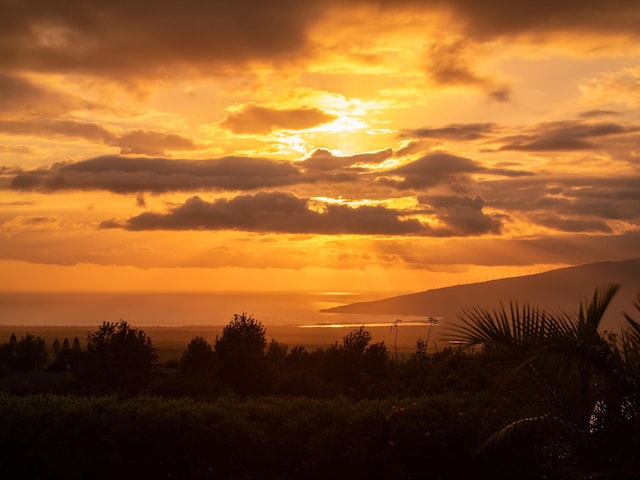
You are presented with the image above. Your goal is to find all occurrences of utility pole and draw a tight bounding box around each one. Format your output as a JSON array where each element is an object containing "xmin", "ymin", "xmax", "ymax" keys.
[{"xmin": 425, "ymin": 316, "xmax": 438, "ymax": 353}]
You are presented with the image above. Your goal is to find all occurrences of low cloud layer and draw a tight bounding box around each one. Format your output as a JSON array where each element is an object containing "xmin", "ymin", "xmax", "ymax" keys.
[
  {"xmin": 378, "ymin": 152, "xmax": 530, "ymax": 190},
  {"xmin": 402, "ymin": 123, "xmax": 496, "ymax": 141},
  {"xmin": 98, "ymin": 190, "xmax": 505, "ymax": 237},
  {"xmin": 301, "ymin": 148, "xmax": 393, "ymax": 171},
  {"xmin": 497, "ymin": 121, "xmax": 635, "ymax": 152},
  {"xmin": 104, "ymin": 192, "xmax": 429, "ymax": 235},
  {"xmin": 10, "ymin": 155, "xmax": 302, "ymax": 193}
]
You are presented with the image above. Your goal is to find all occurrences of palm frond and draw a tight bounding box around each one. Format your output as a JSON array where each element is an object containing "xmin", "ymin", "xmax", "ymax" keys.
[
  {"xmin": 450, "ymin": 301, "xmax": 557, "ymax": 350},
  {"xmin": 479, "ymin": 413, "xmax": 580, "ymax": 454},
  {"xmin": 577, "ymin": 284, "xmax": 620, "ymax": 343},
  {"xmin": 623, "ymin": 292, "xmax": 640, "ymax": 337}
]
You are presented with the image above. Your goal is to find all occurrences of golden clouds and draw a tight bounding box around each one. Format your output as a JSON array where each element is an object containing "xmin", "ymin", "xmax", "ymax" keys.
[{"xmin": 220, "ymin": 105, "xmax": 336, "ymax": 134}]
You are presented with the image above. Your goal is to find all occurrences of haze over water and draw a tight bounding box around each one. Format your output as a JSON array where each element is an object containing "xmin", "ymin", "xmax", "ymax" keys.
[{"xmin": 0, "ymin": 291, "xmax": 425, "ymax": 327}]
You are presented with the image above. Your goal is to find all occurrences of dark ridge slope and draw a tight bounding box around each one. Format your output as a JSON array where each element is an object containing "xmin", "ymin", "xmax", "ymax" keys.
[{"xmin": 322, "ymin": 258, "xmax": 640, "ymax": 332}]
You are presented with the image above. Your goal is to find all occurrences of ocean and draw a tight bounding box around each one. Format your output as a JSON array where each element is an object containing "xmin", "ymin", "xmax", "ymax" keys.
[{"xmin": 0, "ymin": 291, "xmax": 427, "ymax": 327}]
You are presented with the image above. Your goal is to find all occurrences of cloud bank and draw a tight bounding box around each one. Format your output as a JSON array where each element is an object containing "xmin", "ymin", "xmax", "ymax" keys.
[{"xmin": 10, "ymin": 156, "xmax": 303, "ymax": 193}]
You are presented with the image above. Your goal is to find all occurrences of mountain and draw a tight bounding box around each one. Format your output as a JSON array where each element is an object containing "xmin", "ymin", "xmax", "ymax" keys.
[{"xmin": 322, "ymin": 258, "xmax": 640, "ymax": 333}]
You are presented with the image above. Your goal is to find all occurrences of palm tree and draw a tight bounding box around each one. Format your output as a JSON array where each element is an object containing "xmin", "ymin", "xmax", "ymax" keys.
[{"xmin": 449, "ymin": 284, "xmax": 640, "ymax": 478}]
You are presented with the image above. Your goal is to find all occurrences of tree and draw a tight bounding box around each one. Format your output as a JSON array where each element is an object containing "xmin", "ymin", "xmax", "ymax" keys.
[
  {"xmin": 17, "ymin": 334, "xmax": 49, "ymax": 371},
  {"xmin": 80, "ymin": 320, "xmax": 159, "ymax": 392},
  {"xmin": 52, "ymin": 339, "xmax": 61, "ymax": 356},
  {"xmin": 181, "ymin": 336, "xmax": 215, "ymax": 374},
  {"xmin": 318, "ymin": 326, "xmax": 389, "ymax": 394},
  {"xmin": 215, "ymin": 313, "xmax": 268, "ymax": 394},
  {"xmin": 450, "ymin": 285, "xmax": 640, "ymax": 477},
  {"xmin": 48, "ymin": 336, "xmax": 83, "ymax": 372},
  {"xmin": 0, "ymin": 333, "xmax": 49, "ymax": 372},
  {"xmin": 266, "ymin": 339, "xmax": 288, "ymax": 371}
]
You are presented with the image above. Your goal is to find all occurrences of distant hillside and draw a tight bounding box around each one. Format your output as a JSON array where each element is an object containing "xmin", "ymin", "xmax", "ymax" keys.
[{"xmin": 322, "ymin": 258, "xmax": 640, "ymax": 333}]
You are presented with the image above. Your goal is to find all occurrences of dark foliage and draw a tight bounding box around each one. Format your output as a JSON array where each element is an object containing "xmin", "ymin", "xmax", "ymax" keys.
[
  {"xmin": 76, "ymin": 320, "xmax": 159, "ymax": 392},
  {"xmin": 181, "ymin": 336, "xmax": 215, "ymax": 375},
  {"xmin": 215, "ymin": 313, "xmax": 269, "ymax": 395},
  {"xmin": 0, "ymin": 392, "xmax": 515, "ymax": 480},
  {"xmin": 451, "ymin": 285, "xmax": 640, "ymax": 479},
  {"xmin": 0, "ymin": 333, "xmax": 48, "ymax": 372}
]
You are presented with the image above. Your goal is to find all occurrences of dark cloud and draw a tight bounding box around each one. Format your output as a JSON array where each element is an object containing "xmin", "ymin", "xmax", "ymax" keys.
[
  {"xmin": 0, "ymin": 0, "xmax": 324, "ymax": 79},
  {"xmin": 378, "ymin": 152, "xmax": 528, "ymax": 190},
  {"xmin": 0, "ymin": 119, "xmax": 115, "ymax": 143},
  {"xmin": 377, "ymin": 230, "xmax": 640, "ymax": 269},
  {"xmin": 487, "ymin": 87, "xmax": 511, "ymax": 102},
  {"xmin": 393, "ymin": 153, "xmax": 481, "ymax": 176},
  {"xmin": 579, "ymin": 110, "xmax": 620, "ymax": 118},
  {"xmin": 497, "ymin": 120, "xmax": 635, "ymax": 152},
  {"xmin": 9, "ymin": 155, "xmax": 303, "ymax": 193},
  {"xmin": 417, "ymin": 194, "xmax": 503, "ymax": 235},
  {"xmin": 301, "ymin": 148, "xmax": 392, "ymax": 171},
  {"xmin": 0, "ymin": 118, "xmax": 197, "ymax": 155},
  {"xmin": 135, "ymin": 193, "xmax": 146, "ymax": 208},
  {"xmin": 392, "ymin": 140, "xmax": 436, "ymax": 158},
  {"xmin": 0, "ymin": 75, "xmax": 91, "ymax": 117},
  {"xmin": 0, "ymin": 200, "xmax": 36, "ymax": 206},
  {"xmin": 2, "ymin": 1, "xmax": 639, "ymax": 86},
  {"xmin": 380, "ymin": 153, "xmax": 469, "ymax": 190},
  {"xmin": 220, "ymin": 105, "xmax": 336, "ymax": 134},
  {"xmin": 0, "ymin": 76, "xmax": 198, "ymax": 155},
  {"xmin": 401, "ymin": 123, "xmax": 495, "ymax": 141},
  {"xmin": 429, "ymin": 0, "xmax": 640, "ymax": 40},
  {"xmin": 114, "ymin": 130, "xmax": 195, "ymax": 155},
  {"xmin": 418, "ymin": 194, "xmax": 485, "ymax": 210},
  {"xmin": 480, "ymin": 175, "xmax": 640, "ymax": 232},
  {"xmin": 425, "ymin": 40, "xmax": 512, "ymax": 100},
  {"xmin": 529, "ymin": 214, "xmax": 612, "ymax": 233},
  {"xmin": 426, "ymin": 41, "xmax": 483, "ymax": 86},
  {"xmin": 108, "ymin": 192, "xmax": 430, "ymax": 235}
]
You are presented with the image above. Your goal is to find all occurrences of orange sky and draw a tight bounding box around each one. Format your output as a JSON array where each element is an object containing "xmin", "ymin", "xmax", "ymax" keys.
[{"xmin": 1, "ymin": 0, "xmax": 639, "ymax": 292}]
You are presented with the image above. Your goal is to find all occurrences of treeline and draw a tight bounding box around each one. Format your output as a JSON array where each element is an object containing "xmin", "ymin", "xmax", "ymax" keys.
[{"xmin": 0, "ymin": 313, "xmax": 484, "ymax": 399}]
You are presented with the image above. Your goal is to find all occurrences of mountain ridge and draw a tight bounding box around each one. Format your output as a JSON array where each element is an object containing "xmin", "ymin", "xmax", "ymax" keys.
[{"xmin": 322, "ymin": 258, "xmax": 640, "ymax": 333}]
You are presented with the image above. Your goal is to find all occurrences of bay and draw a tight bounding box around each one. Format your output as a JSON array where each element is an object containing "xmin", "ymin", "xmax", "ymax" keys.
[{"xmin": 0, "ymin": 291, "xmax": 428, "ymax": 327}]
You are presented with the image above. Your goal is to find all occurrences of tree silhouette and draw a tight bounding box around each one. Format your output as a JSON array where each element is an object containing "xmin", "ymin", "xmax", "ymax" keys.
[
  {"xmin": 318, "ymin": 326, "xmax": 389, "ymax": 393},
  {"xmin": 52, "ymin": 339, "xmax": 61, "ymax": 356},
  {"xmin": 450, "ymin": 285, "xmax": 640, "ymax": 477},
  {"xmin": 80, "ymin": 320, "xmax": 159, "ymax": 392},
  {"xmin": 215, "ymin": 313, "xmax": 268, "ymax": 395},
  {"xmin": 0, "ymin": 333, "xmax": 48, "ymax": 372},
  {"xmin": 181, "ymin": 336, "xmax": 215, "ymax": 375}
]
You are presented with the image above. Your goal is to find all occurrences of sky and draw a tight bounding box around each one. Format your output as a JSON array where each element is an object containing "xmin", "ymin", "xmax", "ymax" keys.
[{"xmin": 1, "ymin": 0, "xmax": 640, "ymax": 293}]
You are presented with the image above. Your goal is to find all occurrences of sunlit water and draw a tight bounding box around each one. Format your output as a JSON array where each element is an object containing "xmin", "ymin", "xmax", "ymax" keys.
[{"xmin": 0, "ymin": 291, "xmax": 433, "ymax": 327}]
